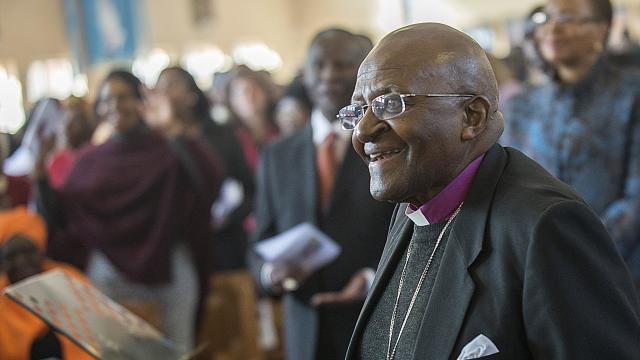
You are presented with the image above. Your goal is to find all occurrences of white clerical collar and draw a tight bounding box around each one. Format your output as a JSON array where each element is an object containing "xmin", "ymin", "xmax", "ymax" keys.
[
  {"xmin": 311, "ymin": 108, "xmax": 347, "ymax": 145},
  {"xmin": 405, "ymin": 205, "xmax": 430, "ymax": 226}
]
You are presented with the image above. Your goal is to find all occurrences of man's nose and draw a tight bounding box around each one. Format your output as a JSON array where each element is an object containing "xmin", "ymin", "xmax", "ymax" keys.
[{"xmin": 354, "ymin": 110, "xmax": 388, "ymax": 144}]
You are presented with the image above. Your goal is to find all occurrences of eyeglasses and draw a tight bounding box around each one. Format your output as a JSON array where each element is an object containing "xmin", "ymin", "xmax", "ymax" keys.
[
  {"xmin": 338, "ymin": 92, "xmax": 475, "ymax": 130},
  {"xmin": 531, "ymin": 11, "xmax": 603, "ymax": 27}
]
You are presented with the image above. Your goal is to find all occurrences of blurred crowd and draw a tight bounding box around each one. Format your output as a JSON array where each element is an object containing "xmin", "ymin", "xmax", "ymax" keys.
[{"xmin": 0, "ymin": 0, "xmax": 639, "ymax": 358}]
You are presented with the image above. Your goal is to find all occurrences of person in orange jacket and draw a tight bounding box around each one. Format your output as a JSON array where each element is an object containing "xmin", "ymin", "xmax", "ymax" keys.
[{"xmin": 0, "ymin": 206, "xmax": 95, "ymax": 360}]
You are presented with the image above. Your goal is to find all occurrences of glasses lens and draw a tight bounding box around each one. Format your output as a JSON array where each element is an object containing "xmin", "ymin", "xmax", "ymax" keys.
[
  {"xmin": 372, "ymin": 93, "xmax": 405, "ymax": 120},
  {"xmin": 339, "ymin": 105, "xmax": 364, "ymax": 130}
]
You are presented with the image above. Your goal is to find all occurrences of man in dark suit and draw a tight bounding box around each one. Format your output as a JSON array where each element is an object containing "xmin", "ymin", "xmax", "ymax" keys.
[
  {"xmin": 341, "ymin": 23, "xmax": 640, "ymax": 359},
  {"xmin": 250, "ymin": 29, "xmax": 395, "ymax": 360}
]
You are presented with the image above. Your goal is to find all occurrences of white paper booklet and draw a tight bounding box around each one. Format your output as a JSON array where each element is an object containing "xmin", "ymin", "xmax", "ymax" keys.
[{"xmin": 254, "ymin": 222, "xmax": 341, "ymax": 274}]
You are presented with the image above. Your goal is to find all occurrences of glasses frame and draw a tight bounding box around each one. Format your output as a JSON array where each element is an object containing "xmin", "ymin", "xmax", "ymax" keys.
[
  {"xmin": 338, "ymin": 92, "xmax": 476, "ymax": 130},
  {"xmin": 532, "ymin": 11, "xmax": 604, "ymax": 27}
]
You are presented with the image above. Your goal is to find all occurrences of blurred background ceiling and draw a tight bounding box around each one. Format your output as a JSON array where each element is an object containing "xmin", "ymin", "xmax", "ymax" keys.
[{"xmin": 0, "ymin": 0, "xmax": 639, "ymax": 131}]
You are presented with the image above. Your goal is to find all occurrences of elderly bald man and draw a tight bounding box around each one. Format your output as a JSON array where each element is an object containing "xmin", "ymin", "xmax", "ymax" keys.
[{"xmin": 341, "ymin": 23, "xmax": 640, "ymax": 360}]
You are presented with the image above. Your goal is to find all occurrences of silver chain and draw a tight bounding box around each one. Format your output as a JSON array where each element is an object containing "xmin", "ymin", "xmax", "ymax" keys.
[{"xmin": 386, "ymin": 203, "xmax": 463, "ymax": 360}]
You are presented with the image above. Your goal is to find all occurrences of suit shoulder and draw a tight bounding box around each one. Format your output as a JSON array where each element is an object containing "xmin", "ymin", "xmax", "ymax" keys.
[
  {"xmin": 488, "ymin": 147, "xmax": 594, "ymax": 238},
  {"xmin": 497, "ymin": 147, "xmax": 585, "ymax": 211},
  {"xmin": 480, "ymin": 148, "xmax": 605, "ymax": 277},
  {"xmin": 263, "ymin": 128, "xmax": 310, "ymax": 157}
]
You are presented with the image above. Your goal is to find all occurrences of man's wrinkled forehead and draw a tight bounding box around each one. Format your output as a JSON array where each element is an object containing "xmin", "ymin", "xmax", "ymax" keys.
[
  {"xmin": 360, "ymin": 48, "xmax": 457, "ymax": 73},
  {"xmin": 353, "ymin": 67, "xmax": 409, "ymax": 101},
  {"xmin": 354, "ymin": 51, "xmax": 457, "ymax": 100}
]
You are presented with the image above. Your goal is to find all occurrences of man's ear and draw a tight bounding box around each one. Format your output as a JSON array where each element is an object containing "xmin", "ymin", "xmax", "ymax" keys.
[{"xmin": 461, "ymin": 96, "xmax": 491, "ymax": 141}]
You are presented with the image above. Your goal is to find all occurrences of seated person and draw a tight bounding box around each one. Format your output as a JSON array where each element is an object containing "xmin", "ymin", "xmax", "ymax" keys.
[{"xmin": 0, "ymin": 206, "xmax": 94, "ymax": 360}]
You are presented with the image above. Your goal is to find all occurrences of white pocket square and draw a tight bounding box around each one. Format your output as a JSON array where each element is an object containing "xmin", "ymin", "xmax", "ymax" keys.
[{"xmin": 457, "ymin": 334, "xmax": 499, "ymax": 359}]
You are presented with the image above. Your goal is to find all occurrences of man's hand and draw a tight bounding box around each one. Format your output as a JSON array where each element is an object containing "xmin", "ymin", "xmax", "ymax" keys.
[
  {"xmin": 266, "ymin": 262, "xmax": 308, "ymax": 293},
  {"xmin": 311, "ymin": 268, "xmax": 372, "ymax": 307}
]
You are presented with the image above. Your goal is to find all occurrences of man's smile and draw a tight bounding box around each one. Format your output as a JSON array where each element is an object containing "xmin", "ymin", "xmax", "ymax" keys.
[
  {"xmin": 364, "ymin": 146, "xmax": 406, "ymax": 169},
  {"xmin": 368, "ymin": 148, "xmax": 404, "ymax": 162}
]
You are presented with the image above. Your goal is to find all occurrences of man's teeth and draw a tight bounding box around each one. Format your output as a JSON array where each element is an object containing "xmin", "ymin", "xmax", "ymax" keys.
[{"xmin": 369, "ymin": 150, "xmax": 401, "ymax": 161}]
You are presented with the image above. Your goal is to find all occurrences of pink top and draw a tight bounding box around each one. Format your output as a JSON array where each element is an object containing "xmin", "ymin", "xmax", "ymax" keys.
[{"xmin": 47, "ymin": 149, "xmax": 77, "ymax": 189}]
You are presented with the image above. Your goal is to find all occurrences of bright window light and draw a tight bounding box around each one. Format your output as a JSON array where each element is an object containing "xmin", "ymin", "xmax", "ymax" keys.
[
  {"xmin": 181, "ymin": 46, "xmax": 228, "ymax": 89},
  {"xmin": 376, "ymin": 0, "xmax": 405, "ymax": 33},
  {"xmin": 72, "ymin": 73, "xmax": 89, "ymax": 97},
  {"xmin": 132, "ymin": 48, "xmax": 171, "ymax": 87},
  {"xmin": 378, "ymin": 0, "xmax": 469, "ymax": 29},
  {"xmin": 232, "ymin": 42, "xmax": 283, "ymax": 72},
  {"xmin": 26, "ymin": 61, "xmax": 47, "ymax": 104},
  {"xmin": 0, "ymin": 66, "xmax": 26, "ymax": 133},
  {"xmin": 26, "ymin": 58, "xmax": 75, "ymax": 103},
  {"xmin": 71, "ymin": 74, "xmax": 89, "ymax": 97},
  {"xmin": 466, "ymin": 27, "xmax": 494, "ymax": 51}
]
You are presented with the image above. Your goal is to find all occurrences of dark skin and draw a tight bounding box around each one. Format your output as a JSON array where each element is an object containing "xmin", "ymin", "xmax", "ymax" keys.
[
  {"xmin": 95, "ymin": 79, "xmax": 144, "ymax": 135},
  {"xmin": 268, "ymin": 32, "xmax": 373, "ymax": 306},
  {"xmin": 1, "ymin": 235, "xmax": 43, "ymax": 284},
  {"xmin": 145, "ymin": 70, "xmax": 195, "ymax": 138},
  {"xmin": 303, "ymin": 32, "xmax": 370, "ymax": 123},
  {"xmin": 154, "ymin": 70, "xmax": 198, "ymax": 127},
  {"xmin": 535, "ymin": 0, "xmax": 609, "ymax": 84},
  {"xmin": 352, "ymin": 23, "xmax": 504, "ymax": 206},
  {"xmin": 228, "ymin": 76, "xmax": 273, "ymax": 143}
]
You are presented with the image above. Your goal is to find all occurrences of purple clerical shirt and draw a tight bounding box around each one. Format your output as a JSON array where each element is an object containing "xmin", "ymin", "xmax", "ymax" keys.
[{"xmin": 405, "ymin": 154, "xmax": 485, "ymax": 226}]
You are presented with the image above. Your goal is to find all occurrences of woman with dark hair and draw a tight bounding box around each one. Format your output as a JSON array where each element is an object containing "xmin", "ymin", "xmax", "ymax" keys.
[
  {"xmin": 36, "ymin": 70, "xmax": 224, "ymax": 348},
  {"xmin": 502, "ymin": 0, "xmax": 640, "ymax": 289},
  {"xmin": 225, "ymin": 65, "xmax": 279, "ymax": 171},
  {"xmin": 154, "ymin": 66, "xmax": 254, "ymax": 271},
  {"xmin": 46, "ymin": 96, "xmax": 97, "ymax": 189},
  {"xmin": 521, "ymin": 5, "xmax": 551, "ymax": 84},
  {"xmin": 275, "ymin": 74, "xmax": 313, "ymax": 136}
]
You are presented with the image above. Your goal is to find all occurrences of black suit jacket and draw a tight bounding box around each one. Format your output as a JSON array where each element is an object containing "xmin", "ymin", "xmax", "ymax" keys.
[
  {"xmin": 200, "ymin": 121, "xmax": 255, "ymax": 271},
  {"xmin": 251, "ymin": 123, "xmax": 394, "ymax": 360},
  {"xmin": 346, "ymin": 144, "xmax": 640, "ymax": 359}
]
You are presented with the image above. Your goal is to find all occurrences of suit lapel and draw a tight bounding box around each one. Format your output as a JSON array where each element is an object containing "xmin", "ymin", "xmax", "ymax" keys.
[
  {"xmin": 410, "ymin": 224, "xmax": 476, "ymax": 360},
  {"xmin": 296, "ymin": 124, "xmax": 318, "ymax": 224},
  {"xmin": 346, "ymin": 203, "xmax": 414, "ymax": 358},
  {"xmin": 412, "ymin": 144, "xmax": 508, "ymax": 359},
  {"xmin": 326, "ymin": 145, "xmax": 359, "ymax": 212}
]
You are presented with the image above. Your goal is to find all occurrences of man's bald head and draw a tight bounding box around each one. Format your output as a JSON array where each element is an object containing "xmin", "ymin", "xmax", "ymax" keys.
[
  {"xmin": 365, "ymin": 24, "xmax": 498, "ymax": 104},
  {"xmin": 351, "ymin": 23, "xmax": 504, "ymax": 204},
  {"xmin": 358, "ymin": 23, "xmax": 503, "ymax": 148}
]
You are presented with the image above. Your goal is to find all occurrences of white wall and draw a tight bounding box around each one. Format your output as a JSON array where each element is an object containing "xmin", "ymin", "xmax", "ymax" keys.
[{"xmin": 1, "ymin": 0, "xmax": 639, "ymax": 104}]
